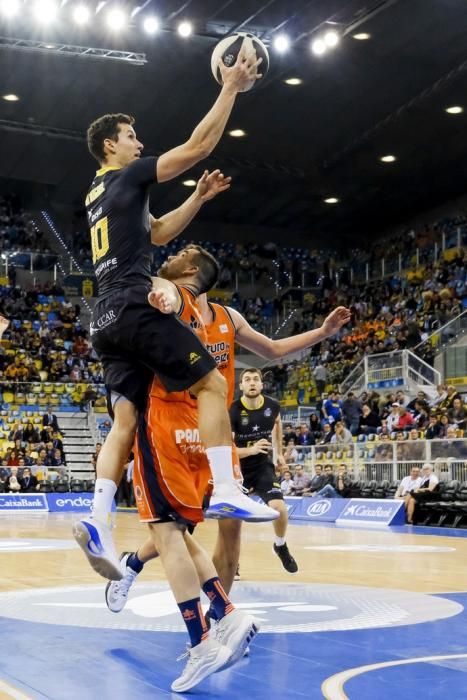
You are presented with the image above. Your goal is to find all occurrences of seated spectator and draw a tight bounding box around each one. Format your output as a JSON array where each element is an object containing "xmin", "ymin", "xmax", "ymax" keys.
[
  {"xmin": 20, "ymin": 467, "xmax": 38, "ymax": 492},
  {"xmin": 413, "ymin": 401, "xmax": 430, "ymax": 430},
  {"xmin": 407, "ymin": 391, "xmax": 428, "ymax": 413},
  {"xmin": 283, "ymin": 424, "xmax": 297, "ymax": 444},
  {"xmin": 448, "ymin": 398, "xmax": 467, "ymax": 432},
  {"xmin": 358, "ymin": 404, "xmax": 382, "ymax": 435},
  {"xmin": 405, "ymin": 463, "xmax": 440, "ymax": 524},
  {"xmin": 6, "ymin": 467, "xmax": 21, "ymax": 492},
  {"xmin": 425, "ymin": 413, "xmax": 443, "ymax": 439},
  {"xmin": 23, "ymin": 422, "xmax": 40, "ymax": 444},
  {"xmin": 395, "ymin": 467, "xmax": 422, "ymax": 498},
  {"xmin": 284, "ymin": 439, "xmax": 300, "ymax": 464},
  {"xmin": 280, "ymin": 470, "xmax": 294, "ymax": 496},
  {"xmin": 302, "ymin": 464, "xmax": 327, "ymax": 496},
  {"xmin": 296, "ymin": 422, "xmax": 314, "ymax": 446},
  {"xmin": 440, "ymin": 385, "xmax": 461, "ymax": 411},
  {"xmin": 395, "ymin": 406, "xmax": 415, "ymax": 431},
  {"xmin": 318, "ymin": 423, "xmax": 334, "ymax": 444},
  {"xmin": 290, "ymin": 464, "xmax": 312, "ymax": 496},
  {"xmin": 386, "ymin": 404, "xmax": 401, "ymax": 433},
  {"xmin": 43, "ymin": 406, "xmax": 60, "ymax": 432},
  {"xmin": 308, "ymin": 413, "xmax": 323, "ymax": 441},
  {"xmin": 49, "ymin": 448, "xmax": 65, "ymax": 467},
  {"xmin": 316, "ymin": 463, "xmax": 351, "ymax": 498},
  {"xmin": 91, "ymin": 442, "xmax": 102, "ymax": 473},
  {"xmin": 51, "ymin": 430, "xmax": 64, "ymax": 453},
  {"xmin": 431, "ymin": 384, "xmax": 448, "ymax": 409},
  {"xmin": 331, "ymin": 421, "xmax": 353, "ymax": 444}
]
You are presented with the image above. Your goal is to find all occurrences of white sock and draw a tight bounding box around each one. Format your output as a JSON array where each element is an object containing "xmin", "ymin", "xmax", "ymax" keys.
[
  {"xmin": 275, "ymin": 536, "xmax": 286, "ymax": 547},
  {"xmin": 205, "ymin": 446, "xmax": 233, "ymax": 486},
  {"xmin": 92, "ymin": 478, "xmax": 117, "ymax": 519}
]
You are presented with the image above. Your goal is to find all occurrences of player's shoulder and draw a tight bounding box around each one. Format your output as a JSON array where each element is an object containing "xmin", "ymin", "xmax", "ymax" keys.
[{"xmin": 264, "ymin": 395, "xmax": 280, "ymax": 410}]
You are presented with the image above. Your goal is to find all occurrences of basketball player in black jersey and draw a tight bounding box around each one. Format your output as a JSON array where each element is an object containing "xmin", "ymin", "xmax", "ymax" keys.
[
  {"xmin": 230, "ymin": 368, "xmax": 298, "ymax": 574},
  {"xmin": 73, "ymin": 49, "xmax": 277, "ymax": 583}
]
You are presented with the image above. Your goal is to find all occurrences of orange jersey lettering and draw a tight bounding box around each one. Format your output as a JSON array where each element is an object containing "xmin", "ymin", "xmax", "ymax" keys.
[{"xmin": 205, "ymin": 303, "xmax": 236, "ymax": 406}]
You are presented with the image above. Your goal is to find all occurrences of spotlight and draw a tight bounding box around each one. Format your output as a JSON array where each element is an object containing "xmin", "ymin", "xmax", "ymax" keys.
[
  {"xmin": 107, "ymin": 8, "xmax": 126, "ymax": 31},
  {"xmin": 177, "ymin": 20, "xmax": 192, "ymax": 37},
  {"xmin": 284, "ymin": 78, "xmax": 302, "ymax": 86},
  {"xmin": 143, "ymin": 16, "xmax": 159, "ymax": 34},
  {"xmin": 353, "ymin": 32, "xmax": 371, "ymax": 40},
  {"xmin": 33, "ymin": 0, "xmax": 58, "ymax": 23},
  {"xmin": 72, "ymin": 4, "xmax": 90, "ymax": 25},
  {"xmin": 380, "ymin": 155, "xmax": 396, "ymax": 163},
  {"xmin": 324, "ymin": 30, "xmax": 340, "ymax": 48},
  {"xmin": 311, "ymin": 38, "xmax": 326, "ymax": 56},
  {"xmin": 228, "ymin": 129, "xmax": 246, "ymax": 137},
  {"xmin": 2, "ymin": 93, "xmax": 20, "ymax": 101},
  {"xmin": 0, "ymin": 0, "xmax": 20, "ymax": 18},
  {"xmin": 273, "ymin": 34, "xmax": 290, "ymax": 53},
  {"xmin": 324, "ymin": 197, "xmax": 339, "ymax": 204},
  {"xmin": 182, "ymin": 179, "xmax": 196, "ymax": 187},
  {"xmin": 445, "ymin": 106, "xmax": 463, "ymax": 114}
]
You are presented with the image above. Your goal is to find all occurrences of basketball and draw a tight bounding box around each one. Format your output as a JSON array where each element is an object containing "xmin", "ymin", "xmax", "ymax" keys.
[{"xmin": 211, "ymin": 32, "xmax": 269, "ymax": 91}]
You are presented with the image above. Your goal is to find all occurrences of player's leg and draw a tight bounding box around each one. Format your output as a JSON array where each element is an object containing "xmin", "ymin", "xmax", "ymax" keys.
[
  {"xmin": 73, "ymin": 395, "xmax": 139, "ymax": 580},
  {"xmin": 212, "ymin": 519, "xmax": 242, "ymax": 595},
  {"xmin": 256, "ymin": 464, "xmax": 299, "ymax": 574},
  {"xmin": 148, "ymin": 521, "xmax": 232, "ymax": 693}
]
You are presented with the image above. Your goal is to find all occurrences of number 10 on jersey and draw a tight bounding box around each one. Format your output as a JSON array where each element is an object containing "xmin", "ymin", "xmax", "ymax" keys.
[{"xmin": 90, "ymin": 216, "xmax": 109, "ymax": 263}]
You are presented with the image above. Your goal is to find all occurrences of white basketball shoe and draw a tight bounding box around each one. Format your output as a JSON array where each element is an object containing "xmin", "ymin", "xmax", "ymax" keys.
[
  {"xmin": 213, "ymin": 608, "xmax": 260, "ymax": 666},
  {"xmin": 72, "ymin": 516, "xmax": 122, "ymax": 581},
  {"xmin": 171, "ymin": 638, "xmax": 232, "ymax": 693},
  {"xmin": 205, "ymin": 481, "xmax": 279, "ymax": 522},
  {"xmin": 105, "ymin": 552, "xmax": 140, "ymax": 613}
]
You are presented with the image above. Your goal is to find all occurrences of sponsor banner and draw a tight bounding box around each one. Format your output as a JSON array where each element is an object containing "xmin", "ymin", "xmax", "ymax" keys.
[
  {"xmin": 0, "ymin": 493, "xmax": 48, "ymax": 512},
  {"xmin": 290, "ymin": 496, "xmax": 347, "ymax": 522},
  {"xmin": 47, "ymin": 493, "xmax": 94, "ymax": 513},
  {"xmin": 336, "ymin": 498, "xmax": 405, "ymax": 527}
]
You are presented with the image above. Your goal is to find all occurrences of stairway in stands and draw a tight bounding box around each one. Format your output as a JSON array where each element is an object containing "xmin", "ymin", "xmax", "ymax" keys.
[{"xmin": 60, "ymin": 412, "xmax": 95, "ymax": 480}]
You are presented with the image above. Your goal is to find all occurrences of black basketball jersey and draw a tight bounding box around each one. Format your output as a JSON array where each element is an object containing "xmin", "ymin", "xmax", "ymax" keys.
[
  {"xmin": 84, "ymin": 156, "xmax": 158, "ymax": 296},
  {"xmin": 229, "ymin": 394, "xmax": 280, "ymax": 469}
]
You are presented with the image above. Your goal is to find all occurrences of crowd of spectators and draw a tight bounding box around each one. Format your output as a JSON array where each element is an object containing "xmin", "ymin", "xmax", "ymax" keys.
[{"xmin": 0, "ymin": 406, "xmax": 67, "ymax": 490}]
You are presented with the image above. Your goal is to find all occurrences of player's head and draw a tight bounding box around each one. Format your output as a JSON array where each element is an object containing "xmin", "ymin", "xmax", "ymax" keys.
[
  {"xmin": 158, "ymin": 245, "xmax": 219, "ymax": 294},
  {"xmin": 239, "ymin": 368, "xmax": 263, "ymax": 398},
  {"xmin": 87, "ymin": 114, "xmax": 143, "ymax": 166}
]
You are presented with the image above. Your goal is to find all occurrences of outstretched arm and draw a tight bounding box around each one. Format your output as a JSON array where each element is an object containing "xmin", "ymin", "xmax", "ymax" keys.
[
  {"xmin": 151, "ymin": 170, "xmax": 231, "ymax": 245},
  {"xmin": 229, "ymin": 306, "xmax": 351, "ymax": 360},
  {"xmin": 148, "ymin": 278, "xmax": 182, "ymax": 315},
  {"xmin": 156, "ymin": 49, "xmax": 262, "ymax": 182}
]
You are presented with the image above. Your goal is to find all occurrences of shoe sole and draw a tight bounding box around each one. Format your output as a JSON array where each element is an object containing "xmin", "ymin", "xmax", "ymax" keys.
[
  {"xmin": 171, "ymin": 646, "xmax": 232, "ymax": 693},
  {"xmin": 205, "ymin": 507, "xmax": 279, "ymax": 523},
  {"xmin": 72, "ymin": 521, "xmax": 123, "ymax": 581},
  {"xmin": 272, "ymin": 546, "xmax": 299, "ymax": 575},
  {"xmin": 105, "ymin": 553, "xmax": 133, "ymax": 613}
]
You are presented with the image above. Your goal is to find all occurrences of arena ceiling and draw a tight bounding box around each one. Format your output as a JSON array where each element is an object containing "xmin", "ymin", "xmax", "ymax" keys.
[{"xmin": 1, "ymin": 0, "xmax": 467, "ymax": 246}]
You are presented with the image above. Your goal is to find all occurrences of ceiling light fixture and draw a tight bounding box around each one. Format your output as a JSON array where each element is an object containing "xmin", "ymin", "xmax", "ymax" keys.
[
  {"xmin": 324, "ymin": 197, "xmax": 339, "ymax": 204},
  {"xmin": 228, "ymin": 129, "xmax": 246, "ymax": 137},
  {"xmin": 380, "ymin": 155, "xmax": 396, "ymax": 163},
  {"xmin": 2, "ymin": 93, "xmax": 19, "ymax": 101},
  {"xmin": 0, "ymin": 0, "xmax": 20, "ymax": 18},
  {"xmin": 177, "ymin": 20, "xmax": 192, "ymax": 37},
  {"xmin": 445, "ymin": 106, "xmax": 463, "ymax": 114},
  {"xmin": 311, "ymin": 37, "xmax": 326, "ymax": 56},
  {"xmin": 72, "ymin": 4, "xmax": 90, "ymax": 25},
  {"xmin": 284, "ymin": 78, "xmax": 302, "ymax": 86},
  {"xmin": 33, "ymin": 0, "xmax": 58, "ymax": 23},
  {"xmin": 143, "ymin": 16, "xmax": 159, "ymax": 34},
  {"xmin": 107, "ymin": 8, "xmax": 126, "ymax": 31},
  {"xmin": 273, "ymin": 34, "xmax": 290, "ymax": 53},
  {"xmin": 353, "ymin": 32, "xmax": 371, "ymax": 40},
  {"xmin": 323, "ymin": 30, "xmax": 340, "ymax": 48},
  {"xmin": 182, "ymin": 179, "xmax": 196, "ymax": 187}
]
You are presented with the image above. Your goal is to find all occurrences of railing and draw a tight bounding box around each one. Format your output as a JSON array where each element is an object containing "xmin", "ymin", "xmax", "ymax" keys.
[
  {"xmin": 415, "ymin": 310, "xmax": 467, "ymax": 356},
  {"xmin": 285, "ymin": 439, "xmax": 467, "ymax": 483}
]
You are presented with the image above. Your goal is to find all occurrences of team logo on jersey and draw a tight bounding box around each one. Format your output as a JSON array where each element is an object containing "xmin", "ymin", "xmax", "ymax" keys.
[
  {"xmin": 264, "ymin": 408, "xmax": 272, "ymax": 417},
  {"xmin": 189, "ymin": 315, "xmax": 202, "ymax": 330},
  {"xmin": 219, "ymin": 324, "xmax": 229, "ymax": 333},
  {"xmin": 241, "ymin": 417, "xmax": 249, "ymax": 426},
  {"xmin": 189, "ymin": 352, "xmax": 200, "ymax": 364}
]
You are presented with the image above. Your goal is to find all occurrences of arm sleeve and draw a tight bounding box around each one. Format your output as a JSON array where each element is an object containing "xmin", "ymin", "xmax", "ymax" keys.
[{"xmin": 123, "ymin": 156, "xmax": 159, "ymax": 187}]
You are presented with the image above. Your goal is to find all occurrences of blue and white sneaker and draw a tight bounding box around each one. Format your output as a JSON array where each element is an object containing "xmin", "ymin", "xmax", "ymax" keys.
[
  {"xmin": 205, "ymin": 481, "xmax": 279, "ymax": 523},
  {"xmin": 72, "ymin": 517, "xmax": 122, "ymax": 581},
  {"xmin": 105, "ymin": 552, "xmax": 139, "ymax": 612}
]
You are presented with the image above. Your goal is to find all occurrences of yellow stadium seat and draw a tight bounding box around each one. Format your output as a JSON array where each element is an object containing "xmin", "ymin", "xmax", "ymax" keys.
[
  {"xmin": 49, "ymin": 394, "xmax": 60, "ymax": 406},
  {"xmin": 3, "ymin": 392, "xmax": 14, "ymax": 404},
  {"xmin": 54, "ymin": 384, "xmax": 65, "ymax": 394},
  {"xmin": 38, "ymin": 393, "xmax": 48, "ymax": 406},
  {"xmin": 39, "ymin": 371, "xmax": 48, "ymax": 382},
  {"xmin": 43, "ymin": 383, "xmax": 54, "ymax": 394},
  {"xmin": 32, "ymin": 383, "xmax": 42, "ymax": 394},
  {"xmin": 34, "ymin": 359, "xmax": 43, "ymax": 370}
]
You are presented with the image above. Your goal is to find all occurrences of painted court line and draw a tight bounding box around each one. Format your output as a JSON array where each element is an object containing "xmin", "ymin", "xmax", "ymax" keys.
[{"xmin": 321, "ymin": 653, "xmax": 467, "ymax": 699}]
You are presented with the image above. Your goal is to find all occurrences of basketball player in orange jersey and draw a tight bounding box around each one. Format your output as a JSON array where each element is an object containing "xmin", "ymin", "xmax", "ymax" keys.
[
  {"xmin": 105, "ymin": 246, "xmax": 350, "ymax": 629},
  {"xmin": 73, "ymin": 48, "xmax": 276, "ymax": 587}
]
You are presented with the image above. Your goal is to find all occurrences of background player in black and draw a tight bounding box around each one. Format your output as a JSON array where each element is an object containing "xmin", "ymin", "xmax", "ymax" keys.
[
  {"xmin": 74, "ymin": 50, "xmax": 276, "ymax": 583},
  {"xmin": 230, "ymin": 368, "xmax": 298, "ymax": 574}
]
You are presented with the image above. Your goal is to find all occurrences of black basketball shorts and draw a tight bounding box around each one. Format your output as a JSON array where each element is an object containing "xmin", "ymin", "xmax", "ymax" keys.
[
  {"xmin": 241, "ymin": 460, "xmax": 284, "ymax": 504},
  {"xmin": 91, "ymin": 285, "xmax": 216, "ymax": 412}
]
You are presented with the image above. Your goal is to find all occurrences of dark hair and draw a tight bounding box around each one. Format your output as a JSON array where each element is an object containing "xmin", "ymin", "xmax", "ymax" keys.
[
  {"xmin": 182, "ymin": 245, "xmax": 219, "ymax": 293},
  {"xmin": 240, "ymin": 368, "xmax": 263, "ymax": 381},
  {"xmin": 87, "ymin": 113, "xmax": 135, "ymax": 163}
]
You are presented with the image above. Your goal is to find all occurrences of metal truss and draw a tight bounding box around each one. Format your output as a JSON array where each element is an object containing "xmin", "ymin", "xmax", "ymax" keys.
[{"xmin": 0, "ymin": 36, "xmax": 146, "ymax": 65}]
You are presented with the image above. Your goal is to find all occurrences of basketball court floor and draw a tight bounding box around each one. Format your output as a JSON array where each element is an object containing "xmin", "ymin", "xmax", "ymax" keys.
[{"xmin": 1, "ymin": 512, "xmax": 467, "ymax": 699}]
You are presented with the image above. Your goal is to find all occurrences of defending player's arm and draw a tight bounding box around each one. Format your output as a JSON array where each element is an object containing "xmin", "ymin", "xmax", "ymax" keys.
[
  {"xmin": 227, "ymin": 306, "xmax": 351, "ymax": 359},
  {"xmin": 150, "ymin": 170, "xmax": 231, "ymax": 245},
  {"xmin": 272, "ymin": 414, "xmax": 286, "ymax": 467},
  {"xmin": 156, "ymin": 49, "xmax": 262, "ymax": 182}
]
